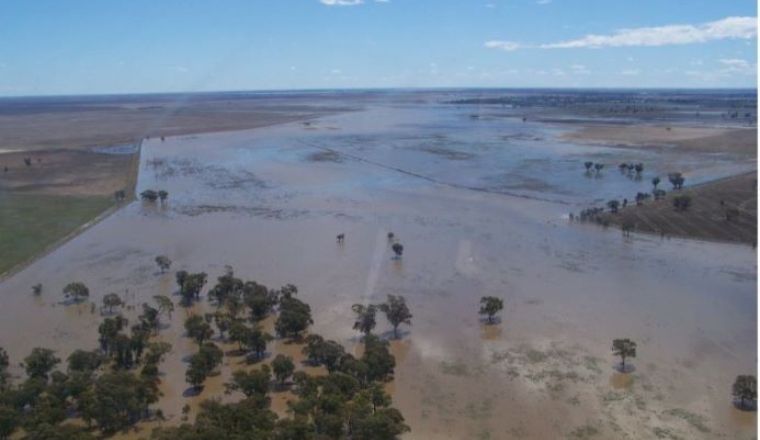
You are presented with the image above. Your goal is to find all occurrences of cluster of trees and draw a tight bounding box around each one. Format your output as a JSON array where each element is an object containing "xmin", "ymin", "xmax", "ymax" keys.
[
  {"xmin": 0, "ymin": 307, "xmax": 172, "ymax": 437},
  {"xmin": 583, "ymin": 161, "xmax": 605, "ymax": 174},
  {"xmin": 351, "ymin": 295, "xmax": 412, "ymax": 339},
  {"xmin": 618, "ymin": 162, "xmax": 644, "ymax": 176},
  {"xmin": 140, "ymin": 189, "xmax": 169, "ymax": 203},
  {"xmin": 154, "ymin": 275, "xmax": 408, "ymax": 439}
]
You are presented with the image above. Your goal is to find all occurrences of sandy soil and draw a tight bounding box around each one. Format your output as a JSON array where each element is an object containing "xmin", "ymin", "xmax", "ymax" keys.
[{"xmin": 562, "ymin": 125, "xmax": 757, "ymax": 157}]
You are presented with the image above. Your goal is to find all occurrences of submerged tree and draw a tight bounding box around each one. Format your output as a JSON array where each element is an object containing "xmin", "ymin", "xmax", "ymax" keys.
[
  {"xmin": 379, "ymin": 295, "xmax": 412, "ymax": 339},
  {"xmin": 391, "ymin": 243, "xmax": 404, "ymax": 259},
  {"xmin": 479, "ymin": 296, "xmax": 504, "ymax": 325},
  {"xmin": 23, "ymin": 348, "xmax": 60, "ymax": 380},
  {"xmin": 352, "ymin": 304, "xmax": 378, "ymax": 336},
  {"xmin": 140, "ymin": 189, "xmax": 159, "ymax": 202},
  {"xmin": 185, "ymin": 315, "xmax": 214, "ymax": 345},
  {"xmin": 606, "ymin": 199, "xmax": 620, "ymax": 213},
  {"xmin": 155, "ymin": 255, "xmax": 172, "ymax": 273},
  {"xmin": 584, "ymin": 161, "xmax": 593, "ymax": 172},
  {"xmin": 63, "ymin": 282, "xmax": 89, "ymax": 303},
  {"xmin": 153, "ymin": 295, "xmax": 174, "ymax": 319},
  {"xmin": 158, "ymin": 190, "xmax": 169, "ymax": 202},
  {"xmin": 651, "ymin": 176, "xmax": 660, "ymax": 190},
  {"xmin": 102, "ymin": 293, "xmax": 123, "ymax": 314},
  {"xmin": 611, "ymin": 338, "xmax": 637, "ymax": 372},
  {"xmin": 733, "ymin": 375, "xmax": 757, "ymax": 410}
]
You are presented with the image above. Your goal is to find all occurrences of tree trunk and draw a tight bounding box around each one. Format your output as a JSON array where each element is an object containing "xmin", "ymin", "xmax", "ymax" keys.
[{"xmin": 393, "ymin": 325, "xmax": 398, "ymax": 339}]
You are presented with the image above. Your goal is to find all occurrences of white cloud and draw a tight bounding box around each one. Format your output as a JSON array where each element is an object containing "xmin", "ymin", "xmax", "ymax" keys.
[
  {"xmin": 540, "ymin": 16, "xmax": 756, "ymax": 49},
  {"xmin": 719, "ymin": 58, "xmax": 756, "ymax": 74},
  {"xmin": 484, "ymin": 40, "xmax": 521, "ymax": 51},
  {"xmin": 320, "ymin": 0, "xmax": 363, "ymax": 5}
]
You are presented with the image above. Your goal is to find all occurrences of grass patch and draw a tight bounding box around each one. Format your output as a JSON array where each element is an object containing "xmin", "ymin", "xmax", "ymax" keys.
[{"xmin": 0, "ymin": 192, "xmax": 113, "ymax": 275}]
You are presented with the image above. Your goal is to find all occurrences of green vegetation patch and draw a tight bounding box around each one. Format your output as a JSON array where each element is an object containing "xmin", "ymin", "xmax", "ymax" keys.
[{"xmin": 0, "ymin": 192, "xmax": 113, "ymax": 275}]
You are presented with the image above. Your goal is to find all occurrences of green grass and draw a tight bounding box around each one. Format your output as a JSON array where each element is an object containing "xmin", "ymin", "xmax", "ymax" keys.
[{"xmin": 0, "ymin": 192, "xmax": 113, "ymax": 275}]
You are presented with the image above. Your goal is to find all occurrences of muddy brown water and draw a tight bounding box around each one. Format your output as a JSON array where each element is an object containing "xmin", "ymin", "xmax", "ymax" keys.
[{"xmin": 0, "ymin": 101, "xmax": 755, "ymax": 439}]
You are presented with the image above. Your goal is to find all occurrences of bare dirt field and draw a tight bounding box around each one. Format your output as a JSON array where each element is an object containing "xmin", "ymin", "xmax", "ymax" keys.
[
  {"xmin": 562, "ymin": 124, "xmax": 757, "ymax": 157},
  {"xmin": 599, "ymin": 172, "xmax": 757, "ymax": 245}
]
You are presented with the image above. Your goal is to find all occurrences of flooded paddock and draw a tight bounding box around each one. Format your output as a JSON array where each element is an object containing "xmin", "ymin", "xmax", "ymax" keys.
[{"xmin": 0, "ymin": 99, "xmax": 755, "ymax": 439}]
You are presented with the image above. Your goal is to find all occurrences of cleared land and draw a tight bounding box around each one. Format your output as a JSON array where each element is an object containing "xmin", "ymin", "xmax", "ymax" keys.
[
  {"xmin": 0, "ymin": 192, "xmax": 113, "ymax": 275},
  {"xmin": 562, "ymin": 124, "xmax": 757, "ymax": 157},
  {"xmin": 0, "ymin": 94, "xmax": 345, "ymax": 277},
  {"xmin": 600, "ymin": 172, "xmax": 757, "ymax": 245}
]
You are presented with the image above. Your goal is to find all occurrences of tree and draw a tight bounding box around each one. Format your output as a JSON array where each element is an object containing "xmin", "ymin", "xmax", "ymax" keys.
[
  {"xmin": 362, "ymin": 335, "xmax": 395, "ymax": 383},
  {"xmin": 634, "ymin": 163, "xmax": 643, "ymax": 175},
  {"xmin": 391, "ymin": 243, "xmax": 404, "ymax": 259},
  {"xmin": 611, "ymin": 338, "xmax": 637, "ymax": 371},
  {"xmin": 651, "ymin": 176, "xmax": 660, "ymax": 189},
  {"xmin": 668, "ymin": 172, "xmax": 685, "ymax": 190},
  {"xmin": 185, "ymin": 315, "xmax": 214, "ymax": 345},
  {"xmin": 275, "ymin": 297, "xmax": 312, "ymax": 338},
  {"xmin": 353, "ymin": 408, "xmax": 410, "ymax": 440},
  {"xmin": 102, "ymin": 293, "xmax": 123, "ymax": 313},
  {"xmin": 176, "ymin": 271, "xmax": 207, "ymax": 304},
  {"xmin": 63, "ymin": 282, "xmax": 89, "ymax": 303},
  {"xmin": 733, "ymin": 375, "xmax": 757, "ymax": 410},
  {"xmin": 140, "ymin": 189, "xmax": 158, "ymax": 201},
  {"xmin": 584, "ymin": 161, "xmax": 593, "ymax": 171},
  {"xmin": 594, "ymin": 163, "xmax": 604, "ymax": 173},
  {"xmin": 352, "ymin": 304, "xmax": 378, "ymax": 336},
  {"xmin": 81, "ymin": 371, "xmax": 157, "ymax": 433},
  {"xmin": 23, "ymin": 348, "xmax": 60, "ymax": 380},
  {"xmin": 672, "ymin": 195, "xmax": 691, "ymax": 211},
  {"xmin": 606, "ymin": 199, "xmax": 620, "ymax": 213},
  {"xmin": 378, "ymin": 295, "xmax": 412, "ymax": 339},
  {"xmin": 227, "ymin": 365, "xmax": 271, "ymax": 397},
  {"xmin": 302, "ymin": 335, "xmax": 345, "ymax": 372},
  {"xmin": 479, "ymin": 296, "xmax": 504, "ymax": 324},
  {"xmin": 245, "ymin": 327, "xmax": 273, "ymax": 361},
  {"xmin": 186, "ymin": 343, "xmax": 223, "ymax": 390},
  {"xmin": 155, "ymin": 256, "xmax": 172, "ymax": 273},
  {"xmin": 153, "ymin": 295, "xmax": 174, "ymax": 318},
  {"xmin": 67, "ymin": 349, "xmax": 103, "ymax": 373},
  {"xmin": 158, "ymin": 190, "xmax": 168, "ymax": 202},
  {"xmin": 32, "ymin": 283, "xmax": 43, "ymax": 295},
  {"xmin": 272, "ymin": 354, "xmax": 295, "ymax": 386}
]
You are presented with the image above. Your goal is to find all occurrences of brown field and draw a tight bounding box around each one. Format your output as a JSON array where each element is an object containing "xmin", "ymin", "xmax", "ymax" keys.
[
  {"xmin": 563, "ymin": 124, "xmax": 757, "ymax": 157},
  {"xmin": 599, "ymin": 172, "xmax": 757, "ymax": 245}
]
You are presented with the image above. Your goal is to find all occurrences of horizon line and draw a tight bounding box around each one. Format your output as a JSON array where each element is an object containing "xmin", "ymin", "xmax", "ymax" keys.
[{"xmin": 0, "ymin": 85, "xmax": 757, "ymax": 100}]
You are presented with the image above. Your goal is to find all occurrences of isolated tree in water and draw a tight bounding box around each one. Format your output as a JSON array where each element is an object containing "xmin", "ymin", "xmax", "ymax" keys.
[
  {"xmin": 584, "ymin": 161, "xmax": 593, "ymax": 171},
  {"xmin": 479, "ymin": 296, "xmax": 504, "ymax": 324},
  {"xmin": 102, "ymin": 293, "xmax": 123, "ymax": 313},
  {"xmin": 607, "ymin": 200, "xmax": 620, "ymax": 213},
  {"xmin": 379, "ymin": 295, "xmax": 412, "ymax": 339},
  {"xmin": 140, "ymin": 189, "xmax": 158, "ymax": 201},
  {"xmin": 391, "ymin": 243, "xmax": 404, "ymax": 259},
  {"xmin": 352, "ymin": 304, "xmax": 378, "ymax": 336},
  {"xmin": 651, "ymin": 176, "xmax": 660, "ymax": 189},
  {"xmin": 611, "ymin": 338, "xmax": 637, "ymax": 371},
  {"xmin": 733, "ymin": 375, "xmax": 757, "ymax": 410},
  {"xmin": 63, "ymin": 282, "xmax": 89, "ymax": 303},
  {"xmin": 155, "ymin": 255, "xmax": 171, "ymax": 273},
  {"xmin": 594, "ymin": 163, "xmax": 604, "ymax": 173},
  {"xmin": 158, "ymin": 190, "xmax": 168, "ymax": 202}
]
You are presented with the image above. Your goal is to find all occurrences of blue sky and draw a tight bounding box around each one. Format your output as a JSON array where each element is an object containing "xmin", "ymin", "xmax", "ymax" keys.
[{"xmin": 0, "ymin": 0, "xmax": 756, "ymax": 95}]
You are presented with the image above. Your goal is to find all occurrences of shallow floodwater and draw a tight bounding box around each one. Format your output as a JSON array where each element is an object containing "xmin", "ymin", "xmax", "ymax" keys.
[{"xmin": 0, "ymin": 99, "xmax": 755, "ymax": 439}]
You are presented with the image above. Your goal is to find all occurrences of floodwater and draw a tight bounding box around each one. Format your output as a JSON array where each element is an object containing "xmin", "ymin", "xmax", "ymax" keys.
[{"xmin": 0, "ymin": 98, "xmax": 755, "ymax": 439}]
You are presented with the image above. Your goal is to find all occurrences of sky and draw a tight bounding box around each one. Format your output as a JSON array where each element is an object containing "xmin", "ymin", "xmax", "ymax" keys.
[{"xmin": 0, "ymin": 0, "xmax": 756, "ymax": 96}]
